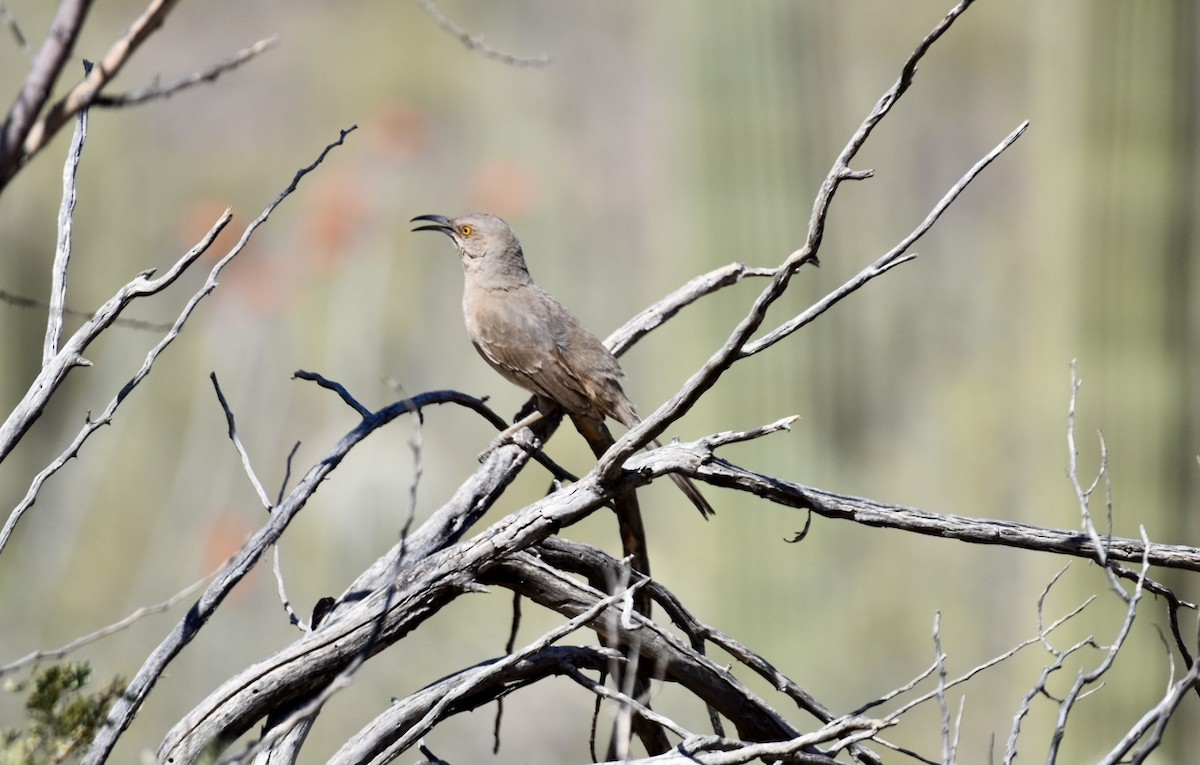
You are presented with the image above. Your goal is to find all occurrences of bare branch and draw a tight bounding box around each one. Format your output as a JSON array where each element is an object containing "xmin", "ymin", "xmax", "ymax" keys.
[
  {"xmin": 20, "ymin": 0, "xmax": 183, "ymax": 163},
  {"xmin": 93, "ymin": 37, "xmax": 278, "ymax": 107},
  {"xmin": 1046, "ymin": 528, "xmax": 1151, "ymax": 761},
  {"xmin": 699, "ymin": 416, "xmax": 800, "ymax": 449},
  {"xmin": 44, "ymin": 59, "xmax": 90, "ymax": 366},
  {"xmin": 604, "ymin": 262, "xmax": 775, "ymax": 357},
  {"xmin": 416, "ymin": 0, "xmax": 551, "ymax": 68},
  {"xmin": 0, "ymin": 0, "xmax": 91, "ymax": 186},
  {"xmin": 0, "ymin": 565, "xmax": 219, "ymax": 677},
  {"xmin": 293, "ymin": 373, "xmax": 578, "ymax": 485},
  {"xmin": 0, "ymin": 209, "xmax": 232, "ymax": 551},
  {"xmin": 1101, "ymin": 617, "xmax": 1200, "ymax": 763},
  {"xmin": 210, "ymin": 372, "xmax": 272, "ymax": 511},
  {"xmin": 741, "ymin": 120, "xmax": 1029, "ymax": 357},
  {"xmin": 293, "ymin": 369, "xmax": 373, "ymax": 418},
  {"xmin": 0, "ymin": 289, "xmax": 173, "ymax": 331},
  {"xmin": 0, "ymin": 2, "xmax": 30, "ymax": 58},
  {"xmin": 690, "ymin": 456, "xmax": 1200, "ymax": 573}
]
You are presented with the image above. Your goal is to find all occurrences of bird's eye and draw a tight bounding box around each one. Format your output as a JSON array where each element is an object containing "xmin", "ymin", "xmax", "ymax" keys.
[{"xmin": 459, "ymin": 224, "xmax": 474, "ymax": 237}]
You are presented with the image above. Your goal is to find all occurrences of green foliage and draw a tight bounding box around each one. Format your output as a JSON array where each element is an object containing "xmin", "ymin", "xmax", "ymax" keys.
[{"xmin": 1, "ymin": 663, "xmax": 125, "ymax": 765}]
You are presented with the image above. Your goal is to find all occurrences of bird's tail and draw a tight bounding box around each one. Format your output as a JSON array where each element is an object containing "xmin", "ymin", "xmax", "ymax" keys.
[
  {"xmin": 651, "ymin": 437, "xmax": 715, "ymax": 519},
  {"xmin": 614, "ymin": 401, "xmax": 715, "ymax": 519}
]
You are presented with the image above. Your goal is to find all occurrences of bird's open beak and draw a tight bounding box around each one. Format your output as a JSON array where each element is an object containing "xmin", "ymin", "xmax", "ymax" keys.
[{"xmin": 410, "ymin": 214, "xmax": 454, "ymax": 236}]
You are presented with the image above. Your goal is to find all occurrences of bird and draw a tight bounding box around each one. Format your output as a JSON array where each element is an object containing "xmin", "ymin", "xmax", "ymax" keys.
[{"xmin": 411, "ymin": 212, "xmax": 714, "ymax": 520}]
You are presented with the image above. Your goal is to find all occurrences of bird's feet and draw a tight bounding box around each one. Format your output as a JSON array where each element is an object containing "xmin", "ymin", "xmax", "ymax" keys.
[{"xmin": 477, "ymin": 426, "xmax": 541, "ymax": 462}]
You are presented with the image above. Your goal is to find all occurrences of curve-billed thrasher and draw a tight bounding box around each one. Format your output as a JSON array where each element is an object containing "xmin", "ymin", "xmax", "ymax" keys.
[{"xmin": 411, "ymin": 212, "xmax": 713, "ymax": 519}]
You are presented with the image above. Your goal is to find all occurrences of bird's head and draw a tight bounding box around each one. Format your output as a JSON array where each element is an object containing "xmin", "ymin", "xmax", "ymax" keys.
[
  {"xmin": 411, "ymin": 213, "xmax": 532, "ymax": 287},
  {"xmin": 410, "ymin": 212, "xmax": 516, "ymax": 260}
]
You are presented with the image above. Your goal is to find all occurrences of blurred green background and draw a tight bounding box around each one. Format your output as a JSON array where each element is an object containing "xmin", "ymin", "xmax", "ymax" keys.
[{"xmin": 1, "ymin": 0, "xmax": 1197, "ymax": 762}]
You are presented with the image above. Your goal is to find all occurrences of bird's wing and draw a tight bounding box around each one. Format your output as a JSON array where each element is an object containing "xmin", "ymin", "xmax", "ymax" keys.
[{"xmin": 467, "ymin": 285, "xmax": 614, "ymax": 419}]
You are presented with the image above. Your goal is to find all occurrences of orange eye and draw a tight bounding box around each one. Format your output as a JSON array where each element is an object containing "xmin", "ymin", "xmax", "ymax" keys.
[{"xmin": 459, "ymin": 224, "xmax": 474, "ymax": 237}]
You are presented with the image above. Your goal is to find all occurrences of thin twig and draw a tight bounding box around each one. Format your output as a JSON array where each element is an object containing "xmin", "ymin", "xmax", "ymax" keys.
[
  {"xmin": 1101, "ymin": 616, "xmax": 1200, "ymax": 764},
  {"xmin": 0, "ymin": 565, "xmax": 219, "ymax": 676},
  {"xmin": 416, "ymin": 0, "xmax": 551, "ymax": 67},
  {"xmin": 22, "ymin": 0, "xmax": 184, "ymax": 161},
  {"xmin": 699, "ymin": 416, "xmax": 800, "ymax": 449},
  {"xmin": 741, "ymin": 120, "xmax": 1029, "ymax": 358},
  {"xmin": 0, "ymin": 289, "xmax": 173, "ymax": 332},
  {"xmin": 933, "ymin": 612, "xmax": 952, "ymax": 764},
  {"xmin": 0, "ymin": 2, "xmax": 30, "ymax": 58},
  {"xmin": 211, "ymin": 372, "xmax": 306, "ymax": 630},
  {"xmin": 44, "ymin": 59, "xmax": 90, "ymax": 367},
  {"xmin": 209, "ymin": 372, "xmax": 271, "ymax": 510},
  {"xmin": 94, "ymin": 37, "xmax": 278, "ymax": 107},
  {"xmin": 294, "ymin": 369, "xmax": 372, "ymax": 418},
  {"xmin": 1046, "ymin": 527, "xmax": 1151, "ymax": 762},
  {"xmin": 0, "ymin": 0, "xmax": 90, "ymax": 187},
  {"xmin": 277, "ymin": 441, "xmax": 302, "ymax": 505},
  {"xmin": 1067, "ymin": 361, "xmax": 1118, "ymax": 578}
]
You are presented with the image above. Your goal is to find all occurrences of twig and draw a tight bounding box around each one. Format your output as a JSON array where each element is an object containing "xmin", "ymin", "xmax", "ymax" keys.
[
  {"xmin": 1046, "ymin": 527, "xmax": 1150, "ymax": 762},
  {"xmin": 933, "ymin": 612, "xmax": 952, "ymax": 764},
  {"xmin": 277, "ymin": 441, "xmax": 302, "ymax": 504},
  {"xmin": 1066, "ymin": 361, "xmax": 1125, "ymax": 597},
  {"xmin": 0, "ymin": 565, "xmax": 219, "ymax": 677},
  {"xmin": 416, "ymin": 0, "xmax": 551, "ymax": 67},
  {"xmin": 44, "ymin": 59, "xmax": 90, "ymax": 367},
  {"xmin": 210, "ymin": 372, "xmax": 271, "ymax": 510},
  {"xmin": 690, "ymin": 457, "xmax": 1200, "ymax": 572},
  {"xmin": 0, "ymin": 289, "xmax": 173, "ymax": 332},
  {"xmin": 699, "ymin": 416, "xmax": 800, "ymax": 449},
  {"xmin": 294, "ymin": 369, "xmax": 372, "ymax": 418},
  {"xmin": 1004, "ymin": 576, "xmax": 1097, "ymax": 763},
  {"xmin": 1100, "ymin": 615, "xmax": 1200, "ymax": 764},
  {"xmin": 563, "ymin": 665, "xmax": 693, "ymax": 742},
  {"xmin": 493, "ymin": 591, "xmax": 523, "ymax": 753},
  {"xmin": 604, "ymin": 262, "xmax": 775, "ymax": 358},
  {"xmin": 21, "ymin": 0, "xmax": 184, "ymax": 162},
  {"xmin": 94, "ymin": 37, "xmax": 278, "ymax": 107},
  {"xmin": 0, "ymin": 2, "xmax": 30, "ymax": 58},
  {"xmin": 293, "ymin": 373, "xmax": 579, "ymax": 484},
  {"xmin": 0, "ymin": 0, "xmax": 90, "ymax": 187},
  {"xmin": 210, "ymin": 372, "xmax": 308, "ymax": 631},
  {"xmin": 741, "ymin": 120, "xmax": 1029, "ymax": 357}
]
